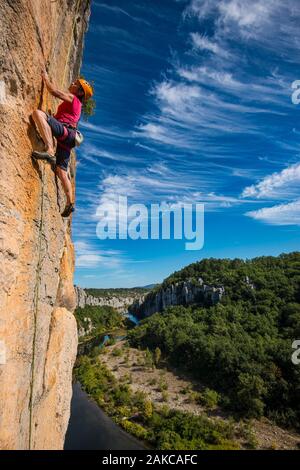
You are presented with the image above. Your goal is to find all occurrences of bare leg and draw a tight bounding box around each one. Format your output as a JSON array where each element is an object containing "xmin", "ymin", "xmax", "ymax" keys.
[
  {"xmin": 56, "ymin": 167, "xmax": 74, "ymax": 205},
  {"xmin": 32, "ymin": 109, "xmax": 55, "ymax": 155}
]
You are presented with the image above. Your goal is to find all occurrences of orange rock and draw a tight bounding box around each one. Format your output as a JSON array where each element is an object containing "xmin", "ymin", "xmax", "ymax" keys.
[{"xmin": 0, "ymin": 0, "xmax": 90, "ymax": 449}]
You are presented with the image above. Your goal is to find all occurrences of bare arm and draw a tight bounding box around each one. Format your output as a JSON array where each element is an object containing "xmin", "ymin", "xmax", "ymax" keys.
[{"xmin": 42, "ymin": 70, "xmax": 73, "ymax": 103}]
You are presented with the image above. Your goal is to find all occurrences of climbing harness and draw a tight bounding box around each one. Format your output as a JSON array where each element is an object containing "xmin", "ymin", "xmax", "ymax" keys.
[{"xmin": 60, "ymin": 122, "xmax": 84, "ymax": 147}]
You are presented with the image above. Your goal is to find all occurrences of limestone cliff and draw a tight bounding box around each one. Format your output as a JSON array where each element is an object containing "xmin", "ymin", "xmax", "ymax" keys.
[
  {"xmin": 132, "ymin": 279, "xmax": 225, "ymax": 319},
  {"xmin": 75, "ymin": 285, "xmax": 145, "ymax": 313},
  {"xmin": 0, "ymin": 0, "xmax": 90, "ymax": 450}
]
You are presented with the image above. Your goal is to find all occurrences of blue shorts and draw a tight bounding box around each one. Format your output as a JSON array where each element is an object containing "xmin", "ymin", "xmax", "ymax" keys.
[{"xmin": 45, "ymin": 113, "xmax": 76, "ymax": 171}]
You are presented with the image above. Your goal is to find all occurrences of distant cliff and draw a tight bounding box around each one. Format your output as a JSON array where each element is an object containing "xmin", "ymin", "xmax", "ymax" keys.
[
  {"xmin": 0, "ymin": 0, "xmax": 90, "ymax": 450},
  {"xmin": 132, "ymin": 278, "xmax": 225, "ymax": 318},
  {"xmin": 75, "ymin": 285, "xmax": 146, "ymax": 313}
]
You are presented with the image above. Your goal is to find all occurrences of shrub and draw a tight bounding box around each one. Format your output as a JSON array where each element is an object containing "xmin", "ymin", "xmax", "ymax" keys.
[
  {"xmin": 198, "ymin": 388, "xmax": 220, "ymax": 410},
  {"xmin": 148, "ymin": 378, "xmax": 157, "ymax": 386},
  {"xmin": 143, "ymin": 400, "xmax": 153, "ymax": 420},
  {"xmin": 154, "ymin": 347, "xmax": 161, "ymax": 366},
  {"xmin": 189, "ymin": 391, "xmax": 202, "ymax": 403},
  {"xmin": 158, "ymin": 380, "xmax": 168, "ymax": 392},
  {"xmin": 112, "ymin": 348, "xmax": 122, "ymax": 357},
  {"xmin": 121, "ymin": 420, "xmax": 149, "ymax": 440},
  {"xmin": 144, "ymin": 348, "xmax": 154, "ymax": 369}
]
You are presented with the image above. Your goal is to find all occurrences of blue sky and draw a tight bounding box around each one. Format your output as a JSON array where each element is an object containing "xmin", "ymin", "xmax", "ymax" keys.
[{"xmin": 73, "ymin": 0, "xmax": 300, "ymax": 288}]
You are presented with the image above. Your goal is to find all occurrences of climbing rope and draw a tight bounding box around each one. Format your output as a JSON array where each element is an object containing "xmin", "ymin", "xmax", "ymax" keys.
[
  {"xmin": 28, "ymin": 163, "xmax": 46, "ymax": 450},
  {"xmin": 28, "ymin": 0, "xmax": 83, "ymax": 449}
]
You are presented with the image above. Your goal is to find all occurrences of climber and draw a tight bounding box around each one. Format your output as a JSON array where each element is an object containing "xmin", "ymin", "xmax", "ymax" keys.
[{"xmin": 31, "ymin": 70, "xmax": 93, "ymax": 217}]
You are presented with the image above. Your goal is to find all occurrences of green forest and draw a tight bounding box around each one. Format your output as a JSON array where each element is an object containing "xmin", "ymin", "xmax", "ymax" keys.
[
  {"xmin": 127, "ymin": 252, "xmax": 300, "ymax": 429},
  {"xmin": 75, "ymin": 305, "xmax": 125, "ymax": 338},
  {"xmin": 83, "ymin": 287, "xmax": 150, "ymax": 298}
]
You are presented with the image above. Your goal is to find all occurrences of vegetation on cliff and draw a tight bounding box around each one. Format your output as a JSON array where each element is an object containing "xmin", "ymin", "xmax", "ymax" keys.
[
  {"xmin": 128, "ymin": 252, "xmax": 300, "ymax": 429},
  {"xmin": 75, "ymin": 305, "xmax": 124, "ymax": 338},
  {"xmin": 84, "ymin": 287, "xmax": 151, "ymax": 299}
]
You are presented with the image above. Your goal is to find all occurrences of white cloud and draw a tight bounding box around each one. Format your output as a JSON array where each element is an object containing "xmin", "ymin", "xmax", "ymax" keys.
[
  {"xmin": 177, "ymin": 65, "xmax": 287, "ymax": 107},
  {"xmin": 96, "ymin": 167, "xmax": 193, "ymax": 211},
  {"xmin": 79, "ymin": 121, "xmax": 131, "ymax": 140},
  {"xmin": 80, "ymin": 142, "xmax": 139, "ymax": 165},
  {"xmin": 135, "ymin": 122, "xmax": 195, "ymax": 147},
  {"xmin": 218, "ymin": 0, "xmax": 273, "ymax": 29},
  {"xmin": 74, "ymin": 240, "xmax": 124, "ymax": 269},
  {"xmin": 178, "ymin": 66, "xmax": 238, "ymax": 87},
  {"xmin": 185, "ymin": 0, "xmax": 300, "ymax": 54},
  {"xmin": 184, "ymin": 0, "xmax": 217, "ymax": 20},
  {"xmin": 190, "ymin": 33, "xmax": 226, "ymax": 56},
  {"xmin": 246, "ymin": 199, "xmax": 300, "ymax": 225},
  {"xmin": 94, "ymin": 165, "xmax": 255, "ymax": 222},
  {"xmin": 242, "ymin": 162, "xmax": 300, "ymax": 199},
  {"xmin": 137, "ymin": 75, "xmax": 284, "ymax": 150},
  {"xmin": 186, "ymin": 0, "xmax": 278, "ymax": 35},
  {"xmin": 154, "ymin": 81, "xmax": 201, "ymax": 110},
  {"xmin": 242, "ymin": 161, "xmax": 300, "ymax": 226}
]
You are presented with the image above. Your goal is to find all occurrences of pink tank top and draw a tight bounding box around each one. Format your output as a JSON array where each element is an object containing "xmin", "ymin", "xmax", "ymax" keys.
[{"xmin": 54, "ymin": 94, "xmax": 82, "ymax": 127}]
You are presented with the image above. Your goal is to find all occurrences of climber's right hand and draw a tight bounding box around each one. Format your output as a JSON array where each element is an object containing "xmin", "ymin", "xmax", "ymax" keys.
[{"xmin": 41, "ymin": 70, "xmax": 49, "ymax": 82}]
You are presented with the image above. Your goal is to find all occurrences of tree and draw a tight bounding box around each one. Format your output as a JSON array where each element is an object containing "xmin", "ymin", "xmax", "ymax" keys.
[
  {"xmin": 143, "ymin": 399, "xmax": 153, "ymax": 420},
  {"xmin": 144, "ymin": 348, "xmax": 154, "ymax": 369},
  {"xmin": 154, "ymin": 347, "xmax": 161, "ymax": 366}
]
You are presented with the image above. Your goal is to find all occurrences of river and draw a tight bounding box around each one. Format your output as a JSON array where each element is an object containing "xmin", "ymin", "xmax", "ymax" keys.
[
  {"xmin": 64, "ymin": 311, "xmax": 147, "ymax": 450},
  {"xmin": 64, "ymin": 382, "xmax": 148, "ymax": 450}
]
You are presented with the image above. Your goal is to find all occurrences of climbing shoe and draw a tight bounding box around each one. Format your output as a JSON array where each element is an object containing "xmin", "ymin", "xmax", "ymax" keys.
[
  {"xmin": 61, "ymin": 203, "xmax": 75, "ymax": 218},
  {"xmin": 32, "ymin": 151, "xmax": 56, "ymax": 165}
]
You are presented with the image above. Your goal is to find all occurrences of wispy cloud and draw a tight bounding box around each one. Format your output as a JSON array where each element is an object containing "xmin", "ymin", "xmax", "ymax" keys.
[
  {"xmin": 94, "ymin": 2, "xmax": 151, "ymax": 26},
  {"xmin": 80, "ymin": 121, "xmax": 131, "ymax": 140},
  {"xmin": 94, "ymin": 164, "xmax": 255, "ymax": 220},
  {"xmin": 246, "ymin": 199, "xmax": 300, "ymax": 226},
  {"xmin": 185, "ymin": 0, "xmax": 300, "ymax": 56},
  {"xmin": 132, "ymin": 1, "xmax": 296, "ymax": 161},
  {"xmin": 74, "ymin": 240, "xmax": 124, "ymax": 268},
  {"xmin": 131, "ymin": 0, "xmax": 300, "ymax": 231},
  {"xmin": 190, "ymin": 33, "xmax": 227, "ymax": 57},
  {"xmin": 80, "ymin": 142, "xmax": 139, "ymax": 165},
  {"xmin": 242, "ymin": 161, "xmax": 300, "ymax": 226},
  {"xmin": 89, "ymin": 24, "xmax": 132, "ymax": 38},
  {"xmin": 242, "ymin": 162, "xmax": 300, "ymax": 200}
]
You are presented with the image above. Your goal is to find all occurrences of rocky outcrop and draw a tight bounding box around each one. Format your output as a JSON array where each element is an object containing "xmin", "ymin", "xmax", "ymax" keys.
[
  {"xmin": 75, "ymin": 286, "xmax": 145, "ymax": 313},
  {"xmin": 132, "ymin": 278, "xmax": 225, "ymax": 318},
  {"xmin": 78, "ymin": 316, "xmax": 95, "ymax": 338},
  {"xmin": 0, "ymin": 0, "xmax": 90, "ymax": 450}
]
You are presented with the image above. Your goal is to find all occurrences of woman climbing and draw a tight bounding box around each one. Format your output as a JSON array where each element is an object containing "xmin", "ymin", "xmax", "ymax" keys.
[{"xmin": 31, "ymin": 71, "xmax": 93, "ymax": 217}]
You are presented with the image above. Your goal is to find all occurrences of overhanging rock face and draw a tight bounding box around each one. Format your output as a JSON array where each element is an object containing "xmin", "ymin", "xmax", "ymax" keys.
[{"xmin": 0, "ymin": 0, "xmax": 90, "ymax": 450}]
